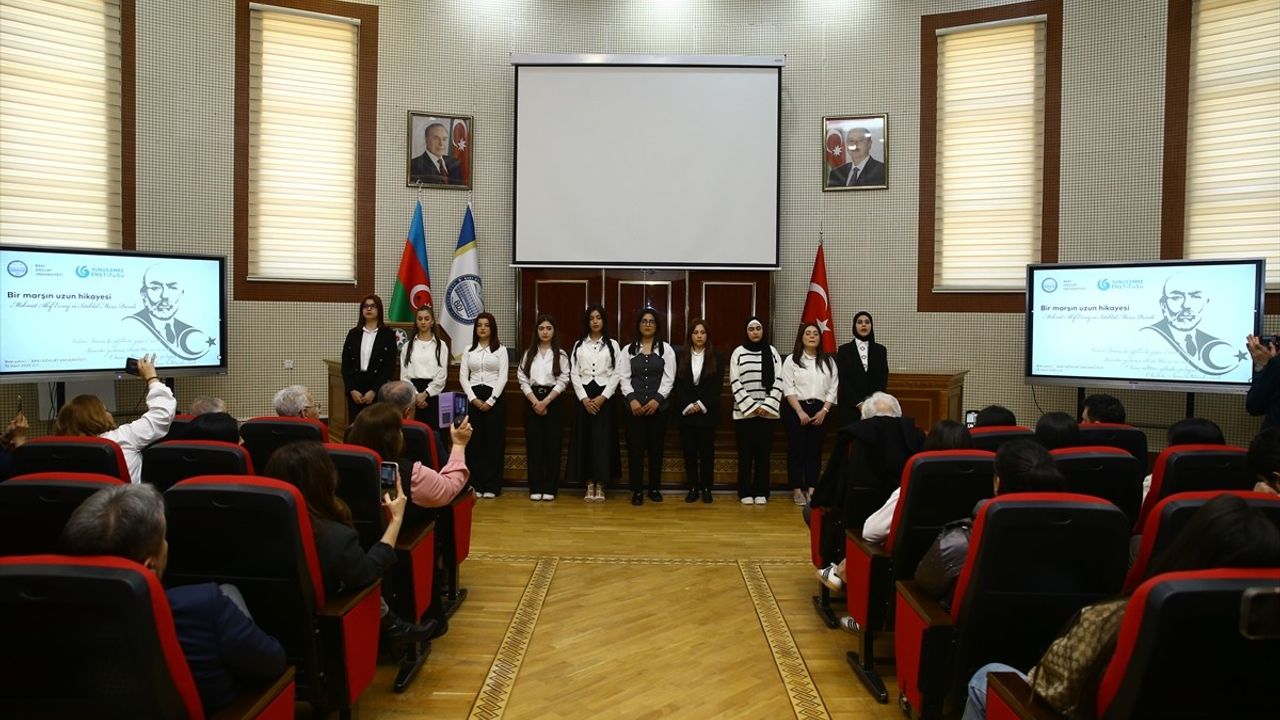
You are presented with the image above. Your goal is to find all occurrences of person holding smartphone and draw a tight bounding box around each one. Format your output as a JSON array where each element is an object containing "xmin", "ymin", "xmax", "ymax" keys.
[
  {"xmin": 1246, "ymin": 334, "xmax": 1280, "ymax": 431},
  {"xmin": 517, "ymin": 314, "xmax": 570, "ymax": 501},
  {"xmin": 346, "ymin": 402, "xmax": 473, "ymax": 509},
  {"xmin": 459, "ymin": 313, "xmax": 508, "ymax": 498}
]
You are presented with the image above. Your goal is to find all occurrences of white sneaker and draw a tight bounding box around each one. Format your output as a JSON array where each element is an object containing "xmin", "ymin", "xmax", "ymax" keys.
[
  {"xmin": 542, "ymin": 494, "xmax": 555, "ymax": 501},
  {"xmin": 754, "ymin": 495, "xmax": 767, "ymax": 504},
  {"xmin": 530, "ymin": 494, "xmax": 543, "ymax": 501},
  {"xmin": 817, "ymin": 564, "xmax": 844, "ymax": 592},
  {"xmin": 481, "ymin": 492, "xmax": 496, "ymax": 498},
  {"xmin": 839, "ymin": 616, "xmax": 860, "ymax": 634},
  {"xmin": 740, "ymin": 497, "xmax": 755, "ymax": 505}
]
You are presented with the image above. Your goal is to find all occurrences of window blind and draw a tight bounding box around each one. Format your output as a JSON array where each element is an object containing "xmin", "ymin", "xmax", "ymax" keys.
[
  {"xmin": 248, "ymin": 6, "xmax": 357, "ymax": 282},
  {"xmin": 1185, "ymin": 0, "xmax": 1280, "ymax": 288},
  {"xmin": 0, "ymin": 0, "xmax": 121, "ymax": 249},
  {"xmin": 934, "ymin": 20, "xmax": 1046, "ymax": 291}
]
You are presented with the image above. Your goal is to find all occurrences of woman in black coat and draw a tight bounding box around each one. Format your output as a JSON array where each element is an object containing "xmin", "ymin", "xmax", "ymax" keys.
[
  {"xmin": 835, "ymin": 311, "xmax": 888, "ymax": 422},
  {"xmin": 341, "ymin": 294, "xmax": 399, "ymax": 422},
  {"xmin": 672, "ymin": 319, "xmax": 724, "ymax": 503}
]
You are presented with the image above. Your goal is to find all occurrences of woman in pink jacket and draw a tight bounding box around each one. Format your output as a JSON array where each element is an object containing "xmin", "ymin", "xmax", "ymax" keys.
[{"xmin": 346, "ymin": 402, "xmax": 472, "ymax": 508}]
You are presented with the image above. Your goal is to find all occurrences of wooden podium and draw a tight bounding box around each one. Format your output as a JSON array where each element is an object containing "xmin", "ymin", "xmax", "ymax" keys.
[{"xmin": 325, "ymin": 359, "xmax": 967, "ymax": 490}]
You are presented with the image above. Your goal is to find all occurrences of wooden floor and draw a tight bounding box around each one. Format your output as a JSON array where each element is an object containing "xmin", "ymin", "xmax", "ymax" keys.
[{"xmin": 359, "ymin": 490, "xmax": 902, "ymax": 720}]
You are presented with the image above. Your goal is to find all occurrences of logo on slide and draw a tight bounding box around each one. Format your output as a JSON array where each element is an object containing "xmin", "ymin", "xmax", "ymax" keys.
[
  {"xmin": 444, "ymin": 273, "xmax": 484, "ymax": 324},
  {"xmin": 1097, "ymin": 279, "xmax": 1110, "ymax": 291},
  {"xmin": 1040, "ymin": 277, "xmax": 1058, "ymax": 293},
  {"xmin": 6, "ymin": 260, "xmax": 27, "ymax": 278},
  {"xmin": 75, "ymin": 265, "xmax": 91, "ymax": 278}
]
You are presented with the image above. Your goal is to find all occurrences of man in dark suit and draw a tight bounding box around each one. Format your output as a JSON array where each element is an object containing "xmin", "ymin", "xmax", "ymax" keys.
[
  {"xmin": 409, "ymin": 121, "xmax": 463, "ymax": 184},
  {"xmin": 61, "ymin": 484, "xmax": 287, "ymax": 713},
  {"xmin": 827, "ymin": 127, "xmax": 886, "ymax": 187}
]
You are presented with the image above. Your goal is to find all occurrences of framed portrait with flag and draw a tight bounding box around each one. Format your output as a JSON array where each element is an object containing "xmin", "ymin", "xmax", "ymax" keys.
[
  {"xmin": 407, "ymin": 111, "xmax": 473, "ymax": 190},
  {"xmin": 822, "ymin": 114, "xmax": 887, "ymax": 191}
]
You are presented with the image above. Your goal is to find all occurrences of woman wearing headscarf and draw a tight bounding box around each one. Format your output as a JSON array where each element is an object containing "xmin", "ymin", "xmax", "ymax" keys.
[
  {"xmin": 729, "ymin": 316, "xmax": 784, "ymax": 504},
  {"xmin": 836, "ymin": 311, "xmax": 888, "ymax": 423}
]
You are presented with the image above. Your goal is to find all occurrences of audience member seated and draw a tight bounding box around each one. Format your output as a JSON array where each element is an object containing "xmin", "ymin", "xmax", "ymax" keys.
[
  {"xmin": 1245, "ymin": 334, "xmax": 1279, "ymax": 431},
  {"xmin": 1142, "ymin": 417, "xmax": 1225, "ymax": 500},
  {"xmin": 189, "ymin": 396, "xmax": 227, "ymax": 416},
  {"xmin": 1080, "ymin": 393, "xmax": 1125, "ymax": 424},
  {"xmin": 973, "ymin": 405, "xmax": 1016, "ymax": 428},
  {"xmin": 377, "ymin": 380, "xmax": 418, "ymax": 419},
  {"xmin": 262, "ymin": 440, "xmax": 437, "ymax": 647},
  {"xmin": 0, "ymin": 408, "xmax": 28, "ymax": 481},
  {"xmin": 60, "ymin": 484, "xmax": 287, "ymax": 713},
  {"xmin": 52, "ymin": 354, "xmax": 175, "ymax": 484},
  {"xmin": 1035, "ymin": 411, "xmax": 1080, "ymax": 450},
  {"xmin": 176, "ymin": 411, "xmax": 240, "ymax": 444},
  {"xmin": 346, "ymin": 401, "xmax": 472, "ymax": 509},
  {"xmin": 1248, "ymin": 426, "xmax": 1280, "ymax": 496},
  {"xmin": 273, "ymin": 384, "xmax": 322, "ymax": 420},
  {"xmin": 960, "ymin": 493, "xmax": 1280, "ymax": 720},
  {"xmin": 913, "ymin": 439, "xmax": 1064, "ymax": 610}
]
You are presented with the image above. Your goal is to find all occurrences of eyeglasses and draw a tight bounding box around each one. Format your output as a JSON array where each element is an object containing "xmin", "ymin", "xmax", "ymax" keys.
[
  {"xmin": 361, "ymin": 303, "xmax": 377, "ymax": 309},
  {"xmin": 640, "ymin": 318, "xmax": 657, "ymax": 325}
]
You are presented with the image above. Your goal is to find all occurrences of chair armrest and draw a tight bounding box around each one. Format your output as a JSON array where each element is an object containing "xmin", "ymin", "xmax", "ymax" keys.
[
  {"xmin": 896, "ymin": 580, "xmax": 953, "ymax": 628},
  {"xmin": 317, "ymin": 580, "xmax": 381, "ymax": 617},
  {"xmin": 846, "ymin": 530, "xmax": 891, "ymax": 626},
  {"xmin": 395, "ymin": 519, "xmax": 436, "ymax": 553},
  {"xmin": 987, "ymin": 672, "xmax": 1063, "ymax": 720},
  {"xmin": 209, "ymin": 666, "xmax": 296, "ymax": 720}
]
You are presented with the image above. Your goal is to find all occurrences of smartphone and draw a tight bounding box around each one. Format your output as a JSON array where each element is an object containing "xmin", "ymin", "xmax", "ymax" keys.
[
  {"xmin": 14, "ymin": 395, "xmax": 21, "ymax": 414},
  {"xmin": 1260, "ymin": 335, "xmax": 1280, "ymax": 350},
  {"xmin": 439, "ymin": 391, "xmax": 470, "ymax": 428},
  {"xmin": 452, "ymin": 392, "xmax": 469, "ymax": 427},
  {"xmin": 1240, "ymin": 587, "xmax": 1280, "ymax": 640},
  {"xmin": 379, "ymin": 461, "xmax": 399, "ymax": 498},
  {"xmin": 124, "ymin": 357, "xmax": 140, "ymax": 376},
  {"xmin": 964, "ymin": 410, "xmax": 978, "ymax": 428}
]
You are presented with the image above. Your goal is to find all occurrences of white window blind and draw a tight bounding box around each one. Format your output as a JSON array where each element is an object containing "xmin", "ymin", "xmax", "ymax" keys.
[
  {"xmin": 248, "ymin": 6, "xmax": 357, "ymax": 282},
  {"xmin": 934, "ymin": 20, "xmax": 1046, "ymax": 291},
  {"xmin": 1185, "ymin": 0, "xmax": 1280, "ymax": 289},
  {"xmin": 0, "ymin": 0, "xmax": 121, "ymax": 249}
]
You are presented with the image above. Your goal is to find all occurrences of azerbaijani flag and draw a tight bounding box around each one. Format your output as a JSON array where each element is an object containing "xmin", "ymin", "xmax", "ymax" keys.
[{"xmin": 389, "ymin": 200, "xmax": 431, "ymax": 322}]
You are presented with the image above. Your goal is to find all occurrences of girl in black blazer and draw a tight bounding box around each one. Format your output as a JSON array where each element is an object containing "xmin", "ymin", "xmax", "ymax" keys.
[
  {"xmin": 836, "ymin": 311, "xmax": 888, "ymax": 422},
  {"xmin": 341, "ymin": 294, "xmax": 399, "ymax": 423},
  {"xmin": 672, "ymin": 319, "xmax": 724, "ymax": 503}
]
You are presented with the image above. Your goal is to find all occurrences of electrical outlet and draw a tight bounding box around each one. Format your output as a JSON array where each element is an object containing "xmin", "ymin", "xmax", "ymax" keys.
[{"xmin": 283, "ymin": 359, "xmax": 294, "ymax": 370}]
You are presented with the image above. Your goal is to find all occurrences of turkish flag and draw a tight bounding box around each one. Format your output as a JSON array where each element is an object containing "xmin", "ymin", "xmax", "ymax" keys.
[
  {"xmin": 802, "ymin": 244, "xmax": 836, "ymax": 353},
  {"xmin": 826, "ymin": 131, "xmax": 846, "ymax": 169},
  {"xmin": 452, "ymin": 120, "xmax": 471, "ymax": 186}
]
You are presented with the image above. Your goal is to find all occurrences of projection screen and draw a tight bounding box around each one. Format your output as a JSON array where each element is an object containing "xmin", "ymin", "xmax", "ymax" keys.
[{"xmin": 512, "ymin": 54, "xmax": 782, "ymax": 269}]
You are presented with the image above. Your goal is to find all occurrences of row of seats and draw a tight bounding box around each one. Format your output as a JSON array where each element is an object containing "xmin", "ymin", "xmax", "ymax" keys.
[{"xmin": 970, "ymin": 423, "xmax": 1147, "ymax": 464}]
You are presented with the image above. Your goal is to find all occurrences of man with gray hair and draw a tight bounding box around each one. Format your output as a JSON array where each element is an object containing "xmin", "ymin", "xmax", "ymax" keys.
[
  {"xmin": 859, "ymin": 391, "xmax": 903, "ymax": 420},
  {"xmin": 377, "ymin": 380, "xmax": 418, "ymax": 419},
  {"xmin": 189, "ymin": 396, "xmax": 226, "ymax": 416},
  {"xmin": 61, "ymin": 484, "xmax": 286, "ymax": 712},
  {"xmin": 273, "ymin": 384, "xmax": 320, "ymax": 420}
]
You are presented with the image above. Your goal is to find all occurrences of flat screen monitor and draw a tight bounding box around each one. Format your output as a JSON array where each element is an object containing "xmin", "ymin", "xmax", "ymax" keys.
[
  {"xmin": 1024, "ymin": 258, "xmax": 1265, "ymax": 393},
  {"xmin": 0, "ymin": 246, "xmax": 228, "ymax": 383}
]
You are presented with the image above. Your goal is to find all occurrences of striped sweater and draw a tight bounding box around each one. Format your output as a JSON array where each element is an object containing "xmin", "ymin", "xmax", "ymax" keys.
[{"xmin": 729, "ymin": 345, "xmax": 784, "ymax": 420}]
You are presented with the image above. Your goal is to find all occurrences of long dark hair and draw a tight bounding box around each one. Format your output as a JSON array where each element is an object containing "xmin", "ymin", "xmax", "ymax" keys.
[
  {"xmin": 571, "ymin": 304, "xmax": 615, "ymax": 368},
  {"xmin": 403, "ymin": 304, "xmax": 446, "ymax": 367},
  {"xmin": 355, "ymin": 294, "xmax": 385, "ymax": 330},
  {"xmin": 469, "ymin": 312, "xmax": 500, "ymax": 352},
  {"xmin": 626, "ymin": 307, "xmax": 665, "ymax": 356},
  {"xmin": 677, "ymin": 318, "xmax": 717, "ymax": 381},
  {"xmin": 262, "ymin": 441, "xmax": 353, "ymax": 528},
  {"xmin": 923, "ymin": 419, "xmax": 972, "ymax": 451},
  {"xmin": 521, "ymin": 313, "xmax": 563, "ymax": 377},
  {"xmin": 346, "ymin": 402, "xmax": 405, "ymax": 463},
  {"xmin": 789, "ymin": 322, "xmax": 834, "ymax": 373}
]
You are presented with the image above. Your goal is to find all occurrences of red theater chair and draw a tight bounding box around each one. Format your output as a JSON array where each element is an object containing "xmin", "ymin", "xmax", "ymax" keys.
[
  {"xmin": 1050, "ymin": 446, "xmax": 1144, "ymax": 526},
  {"xmin": 142, "ymin": 440, "xmax": 254, "ymax": 492},
  {"xmin": 238, "ymin": 416, "xmax": 327, "ymax": 471},
  {"xmin": 162, "ymin": 412, "xmax": 196, "ymax": 441},
  {"xmin": 0, "ymin": 472, "xmax": 125, "ymax": 555},
  {"xmin": 1135, "ymin": 444, "xmax": 1252, "ymax": 529},
  {"xmin": 844, "ymin": 450, "xmax": 995, "ymax": 702},
  {"xmin": 0, "ymin": 554, "xmax": 295, "ymax": 720},
  {"xmin": 969, "ymin": 426, "xmax": 1034, "ymax": 453},
  {"xmin": 987, "ymin": 568, "xmax": 1280, "ymax": 720},
  {"xmin": 13, "ymin": 436, "xmax": 130, "ymax": 481},
  {"xmin": 809, "ymin": 505, "xmax": 845, "ymax": 628},
  {"xmin": 1076, "ymin": 422, "xmax": 1149, "ymax": 471},
  {"xmin": 1124, "ymin": 490, "xmax": 1280, "ymax": 593},
  {"xmin": 434, "ymin": 487, "xmax": 475, "ymax": 618},
  {"xmin": 402, "ymin": 419, "xmax": 443, "ymax": 469},
  {"xmin": 163, "ymin": 476, "xmax": 379, "ymax": 719},
  {"xmin": 894, "ymin": 494, "xmax": 1129, "ymax": 719}
]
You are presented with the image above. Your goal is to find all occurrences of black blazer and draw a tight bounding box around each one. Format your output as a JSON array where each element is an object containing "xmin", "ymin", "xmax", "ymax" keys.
[
  {"xmin": 836, "ymin": 340, "xmax": 888, "ymax": 410},
  {"xmin": 671, "ymin": 350, "xmax": 725, "ymax": 428},
  {"xmin": 341, "ymin": 326, "xmax": 398, "ymax": 395},
  {"xmin": 312, "ymin": 516, "xmax": 396, "ymax": 597}
]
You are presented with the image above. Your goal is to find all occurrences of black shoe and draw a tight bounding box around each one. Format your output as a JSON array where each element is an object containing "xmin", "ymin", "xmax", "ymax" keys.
[
  {"xmin": 701, "ymin": 488, "xmax": 713, "ymax": 504},
  {"xmin": 648, "ymin": 490, "xmax": 664, "ymax": 503},
  {"xmin": 685, "ymin": 488, "xmax": 699, "ymax": 503},
  {"xmin": 631, "ymin": 491, "xmax": 644, "ymax": 506},
  {"xmin": 381, "ymin": 612, "xmax": 438, "ymax": 645}
]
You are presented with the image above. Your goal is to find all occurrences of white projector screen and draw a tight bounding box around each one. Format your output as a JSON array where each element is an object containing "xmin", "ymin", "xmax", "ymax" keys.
[{"xmin": 513, "ymin": 59, "xmax": 780, "ymax": 269}]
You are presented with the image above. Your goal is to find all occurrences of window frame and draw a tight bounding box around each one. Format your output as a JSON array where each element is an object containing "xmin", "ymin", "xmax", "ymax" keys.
[
  {"xmin": 917, "ymin": 0, "xmax": 1062, "ymax": 313},
  {"xmin": 1161, "ymin": 0, "xmax": 1279, "ymax": 313},
  {"xmin": 233, "ymin": 0, "xmax": 377, "ymax": 303}
]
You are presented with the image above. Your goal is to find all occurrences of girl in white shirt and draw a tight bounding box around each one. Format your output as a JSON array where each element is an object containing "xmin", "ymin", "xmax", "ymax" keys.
[
  {"xmin": 567, "ymin": 304, "xmax": 621, "ymax": 502},
  {"xmin": 399, "ymin": 305, "xmax": 450, "ymax": 430},
  {"xmin": 782, "ymin": 323, "xmax": 839, "ymax": 505},
  {"xmin": 459, "ymin": 312, "xmax": 508, "ymax": 498},
  {"xmin": 729, "ymin": 317, "xmax": 784, "ymax": 504},
  {"xmin": 517, "ymin": 314, "xmax": 570, "ymax": 501}
]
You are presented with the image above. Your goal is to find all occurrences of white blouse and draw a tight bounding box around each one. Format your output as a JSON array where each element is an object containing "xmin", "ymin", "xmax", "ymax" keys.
[
  {"xmin": 517, "ymin": 347, "xmax": 571, "ymax": 397},
  {"xmin": 459, "ymin": 344, "xmax": 508, "ymax": 406},
  {"xmin": 400, "ymin": 336, "xmax": 449, "ymax": 397},
  {"xmin": 570, "ymin": 336, "xmax": 621, "ymax": 400},
  {"xmin": 781, "ymin": 354, "xmax": 839, "ymax": 404}
]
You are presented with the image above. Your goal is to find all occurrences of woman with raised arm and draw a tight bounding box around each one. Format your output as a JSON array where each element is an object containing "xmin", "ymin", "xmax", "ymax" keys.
[
  {"xmin": 836, "ymin": 311, "xmax": 888, "ymax": 422},
  {"xmin": 517, "ymin": 314, "xmax": 570, "ymax": 501},
  {"xmin": 729, "ymin": 317, "xmax": 784, "ymax": 505},
  {"xmin": 566, "ymin": 305, "xmax": 621, "ymax": 503},
  {"xmin": 782, "ymin": 322, "xmax": 839, "ymax": 505},
  {"xmin": 341, "ymin": 294, "xmax": 398, "ymax": 422},
  {"xmin": 458, "ymin": 312, "xmax": 508, "ymax": 498},
  {"xmin": 400, "ymin": 304, "xmax": 450, "ymax": 430},
  {"xmin": 672, "ymin": 319, "xmax": 724, "ymax": 503},
  {"xmin": 617, "ymin": 308, "xmax": 676, "ymax": 506}
]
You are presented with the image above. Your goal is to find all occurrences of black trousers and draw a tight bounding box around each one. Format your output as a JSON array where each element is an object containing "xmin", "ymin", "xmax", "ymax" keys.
[
  {"xmin": 466, "ymin": 396, "xmax": 507, "ymax": 495},
  {"xmin": 782, "ymin": 400, "xmax": 828, "ymax": 491},
  {"xmin": 679, "ymin": 423, "xmax": 716, "ymax": 490},
  {"xmin": 734, "ymin": 417, "xmax": 775, "ymax": 498},
  {"xmin": 524, "ymin": 395, "xmax": 564, "ymax": 496},
  {"xmin": 625, "ymin": 408, "xmax": 669, "ymax": 492}
]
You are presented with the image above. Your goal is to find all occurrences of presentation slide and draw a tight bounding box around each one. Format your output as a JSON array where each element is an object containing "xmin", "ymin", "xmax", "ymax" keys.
[
  {"xmin": 1, "ymin": 247, "xmax": 226, "ymax": 379},
  {"xmin": 1026, "ymin": 260, "xmax": 1262, "ymax": 388}
]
